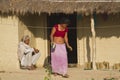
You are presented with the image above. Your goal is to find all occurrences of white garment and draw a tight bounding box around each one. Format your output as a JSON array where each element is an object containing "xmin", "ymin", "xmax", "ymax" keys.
[{"xmin": 18, "ymin": 42, "xmax": 40, "ymax": 66}]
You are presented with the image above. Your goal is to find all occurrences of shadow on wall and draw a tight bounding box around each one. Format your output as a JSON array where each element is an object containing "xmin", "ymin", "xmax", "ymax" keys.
[
  {"xmin": 86, "ymin": 35, "xmax": 91, "ymax": 62},
  {"xmin": 0, "ymin": 12, "xmax": 14, "ymax": 18},
  {"xmin": 18, "ymin": 13, "xmax": 47, "ymax": 40},
  {"xmin": 77, "ymin": 13, "xmax": 120, "ymax": 40},
  {"xmin": 95, "ymin": 13, "xmax": 120, "ymax": 38},
  {"xmin": 43, "ymin": 56, "xmax": 51, "ymax": 68}
]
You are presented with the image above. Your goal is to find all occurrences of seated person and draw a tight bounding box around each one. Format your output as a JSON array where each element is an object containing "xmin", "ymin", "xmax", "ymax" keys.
[{"xmin": 17, "ymin": 35, "xmax": 40, "ymax": 70}]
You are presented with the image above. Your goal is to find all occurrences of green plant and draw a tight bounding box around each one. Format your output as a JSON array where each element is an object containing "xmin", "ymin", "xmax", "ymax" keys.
[
  {"xmin": 91, "ymin": 78, "xmax": 95, "ymax": 80},
  {"xmin": 44, "ymin": 64, "xmax": 52, "ymax": 80}
]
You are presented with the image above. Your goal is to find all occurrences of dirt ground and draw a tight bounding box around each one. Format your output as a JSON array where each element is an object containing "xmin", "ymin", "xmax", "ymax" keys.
[{"xmin": 0, "ymin": 68, "xmax": 120, "ymax": 80}]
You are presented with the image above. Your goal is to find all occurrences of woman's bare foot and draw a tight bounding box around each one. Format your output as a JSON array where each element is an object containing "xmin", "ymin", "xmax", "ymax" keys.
[
  {"xmin": 62, "ymin": 74, "xmax": 69, "ymax": 78},
  {"xmin": 52, "ymin": 72, "xmax": 58, "ymax": 76}
]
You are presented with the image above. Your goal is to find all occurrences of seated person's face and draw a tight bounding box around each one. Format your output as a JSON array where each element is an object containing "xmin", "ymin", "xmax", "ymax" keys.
[{"xmin": 24, "ymin": 39, "xmax": 30, "ymax": 45}]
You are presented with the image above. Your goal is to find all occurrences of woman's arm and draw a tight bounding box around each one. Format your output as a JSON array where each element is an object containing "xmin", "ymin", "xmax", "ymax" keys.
[
  {"xmin": 64, "ymin": 32, "xmax": 69, "ymax": 46},
  {"xmin": 50, "ymin": 27, "xmax": 56, "ymax": 44},
  {"xmin": 64, "ymin": 32, "xmax": 72, "ymax": 51}
]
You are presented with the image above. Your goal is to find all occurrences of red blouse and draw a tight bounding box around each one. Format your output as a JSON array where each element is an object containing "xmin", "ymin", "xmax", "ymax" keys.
[{"xmin": 53, "ymin": 24, "xmax": 68, "ymax": 38}]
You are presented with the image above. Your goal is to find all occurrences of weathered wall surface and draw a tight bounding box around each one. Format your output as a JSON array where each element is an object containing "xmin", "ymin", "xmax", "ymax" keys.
[
  {"xmin": 77, "ymin": 14, "xmax": 120, "ymax": 68},
  {"xmin": 0, "ymin": 15, "xmax": 19, "ymax": 71}
]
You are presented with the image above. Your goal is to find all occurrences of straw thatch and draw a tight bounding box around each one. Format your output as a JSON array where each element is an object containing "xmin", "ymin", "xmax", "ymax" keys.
[{"xmin": 0, "ymin": 0, "xmax": 120, "ymax": 15}]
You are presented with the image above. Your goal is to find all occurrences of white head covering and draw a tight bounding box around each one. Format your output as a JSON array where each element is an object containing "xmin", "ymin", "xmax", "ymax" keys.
[{"xmin": 21, "ymin": 35, "xmax": 30, "ymax": 42}]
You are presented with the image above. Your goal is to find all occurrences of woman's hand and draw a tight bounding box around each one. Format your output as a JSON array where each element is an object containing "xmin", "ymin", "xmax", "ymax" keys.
[
  {"xmin": 51, "ymin": 42, "xmax": 54, "ymax": 46},
  {"xmin": 67, "ymin": 45, "xmax": 73, "ymax": 51}
]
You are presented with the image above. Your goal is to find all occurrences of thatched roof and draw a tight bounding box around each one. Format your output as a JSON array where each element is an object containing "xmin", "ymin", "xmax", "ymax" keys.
[{"xmin": 0, "ymin": 0, "xmax": 120, "ymax": 15}]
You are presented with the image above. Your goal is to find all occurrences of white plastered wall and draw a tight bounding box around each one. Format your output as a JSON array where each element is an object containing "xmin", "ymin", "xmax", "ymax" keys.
[{"xmin": 0, "ymin": 15, "xmax": 19, "ymax": 71}]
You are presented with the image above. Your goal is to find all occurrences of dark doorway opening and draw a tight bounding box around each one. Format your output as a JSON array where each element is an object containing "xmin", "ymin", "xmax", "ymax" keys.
[{"xmin": 47, "ymin": 13, "xmax": 77, "ymax": 64}]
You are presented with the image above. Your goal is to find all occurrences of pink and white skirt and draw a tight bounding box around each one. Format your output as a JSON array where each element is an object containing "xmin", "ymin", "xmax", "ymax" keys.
[{"xmin": 51, "ymin": 43, "xmax": 68, "ymax": 75}]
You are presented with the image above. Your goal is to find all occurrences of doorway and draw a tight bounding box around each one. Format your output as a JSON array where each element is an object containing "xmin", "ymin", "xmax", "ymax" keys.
[{"xmin": 47, "ymin": 13, "xmax": 77, "ymax": 64}]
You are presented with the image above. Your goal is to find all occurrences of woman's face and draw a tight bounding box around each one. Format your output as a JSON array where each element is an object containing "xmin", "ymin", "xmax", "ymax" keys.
[{"xmin": 61, "ymin": 24, "xmax": 68, "ymax": 28}]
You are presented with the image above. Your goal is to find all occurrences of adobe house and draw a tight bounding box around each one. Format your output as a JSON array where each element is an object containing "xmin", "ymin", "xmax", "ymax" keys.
[{"xmin": 0, "ymin": 0, "xmax": 120, "ymax": 70}]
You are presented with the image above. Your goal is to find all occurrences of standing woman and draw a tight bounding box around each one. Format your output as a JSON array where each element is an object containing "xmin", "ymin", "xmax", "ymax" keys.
[{"xmin": 50, "ymin": 17, "xmax": 72, "ymax": 78}]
